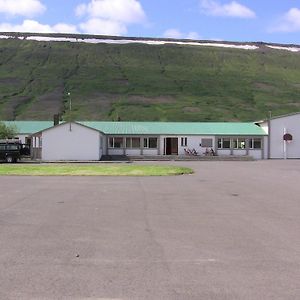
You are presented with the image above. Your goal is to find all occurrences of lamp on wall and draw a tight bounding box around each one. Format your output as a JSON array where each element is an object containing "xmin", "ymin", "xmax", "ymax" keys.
[{"xmin": 283, "ymin": 133, "xmax": 293, "ymax": 142}]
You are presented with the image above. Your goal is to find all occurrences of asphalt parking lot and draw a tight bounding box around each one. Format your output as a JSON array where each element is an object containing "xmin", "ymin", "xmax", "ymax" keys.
[{"xmin": 0, "ymin": 160, "xmax": 299, "ymax": 300}]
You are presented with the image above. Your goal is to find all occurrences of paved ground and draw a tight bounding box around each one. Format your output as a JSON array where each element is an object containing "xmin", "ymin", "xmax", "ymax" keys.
[{"xmin": 0, "ymin": 160, "xmax": 299, "ymax": 300}]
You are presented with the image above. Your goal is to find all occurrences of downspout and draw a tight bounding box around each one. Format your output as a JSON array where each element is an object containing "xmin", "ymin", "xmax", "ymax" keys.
[
  {"xmin": 267, "ymin": 119, "xmax": 271, "ymax": 159},
  {"xmin": 283, "ymin": 127, "xmax": 287, "ymax": 159}
]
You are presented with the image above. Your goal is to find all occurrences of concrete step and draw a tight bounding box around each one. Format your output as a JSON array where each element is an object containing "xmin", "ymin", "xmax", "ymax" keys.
[
  {"xmin": 101, "ymin": 155, "xmax": 130, "ymax": 161},
  {"xmin": 127, "ymin": 155, "xmax": 254, "ymax": 161}
]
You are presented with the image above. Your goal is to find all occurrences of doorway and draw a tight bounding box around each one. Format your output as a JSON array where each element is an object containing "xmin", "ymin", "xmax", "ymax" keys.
[{"xmin": 165, "ymin": 138, "xmax": 178, "ymax": 155}]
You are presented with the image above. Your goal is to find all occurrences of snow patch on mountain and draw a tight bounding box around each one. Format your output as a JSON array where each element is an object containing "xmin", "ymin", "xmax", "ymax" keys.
[
  {"xmin": 0, "ymin": 34, "xmax": 299, "ymax": 52},
  {"xmin": 267, "ymin": 45, "xmax": 300, "ymax": 52}
]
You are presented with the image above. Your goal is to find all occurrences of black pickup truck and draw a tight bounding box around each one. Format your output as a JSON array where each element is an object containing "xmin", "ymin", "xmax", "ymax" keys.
[{"xmin": 0, "ymin": 142, "xmax": 30, "ymax": 163}]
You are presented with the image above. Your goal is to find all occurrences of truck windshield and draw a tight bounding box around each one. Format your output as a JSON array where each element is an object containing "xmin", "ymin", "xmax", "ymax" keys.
[{"xmin": 6, "ymin": 145, "xmax": 20, "ymax": 150}]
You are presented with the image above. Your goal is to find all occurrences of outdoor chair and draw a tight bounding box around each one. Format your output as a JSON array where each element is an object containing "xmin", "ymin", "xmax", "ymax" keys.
[{"xmin": 191, "ymin": 148, "xmax": 198, "ymax": 155}]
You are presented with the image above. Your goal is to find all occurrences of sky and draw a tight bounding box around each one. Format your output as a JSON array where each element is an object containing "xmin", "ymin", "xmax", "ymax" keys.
[{"xmin": 0, "ymin": 0, "xmax": 300, "ymax": 44}]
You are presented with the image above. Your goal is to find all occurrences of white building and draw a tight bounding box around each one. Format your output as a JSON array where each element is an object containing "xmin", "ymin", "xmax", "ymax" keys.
[
  {"xmin": 4, "ymin": 112, "xmax": 300, "ymax": 161},
  {"xmin": 263, "ymin": 112, "xmax": 300, "ymax": 159},
  {"xmin": 32, "ymin": 122, "xmax": 105, "ymax": 161},
  {"xmin": 28, "ymin": 121, "xmax": 267, "ymax": 160}
]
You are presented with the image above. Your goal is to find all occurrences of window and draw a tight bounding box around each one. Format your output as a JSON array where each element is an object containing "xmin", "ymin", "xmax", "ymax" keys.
[
  {"xmin": 143, "ymin": 138, "xmax": 148, "ymax": 148},
  {"xmin": 109, "ymin": 137, "xmax": 124, "ymax": 148},
  {"xmin": 114, "ymin": 137, "xmax": 123, "ymax": 148},
  {"xmin": 201, "ymin": 138, "xmax": 212, "ymax": 148},
  {"xmin": 181, "ymin": 137, "xmax": 187, "ymax": 147},
  {"xmin": 239, "ymin": 139, "xmax": 245, "ymax": 149},
  {"xmin": 232, "ymin": 138, "xmax": 245, "ymax": 149},
  {"xmin": 126, "ymin": 138, "xmax": 131, "ymax": 148},
  {"xmin": 132, "ymin": 138, "xmax": 140, "ymax": 148},
  {"xmin": 218, "ymin": 138, "xmax": 230, "ymax": 149},
  {"xmin": 7, "ymin": 144, "xmax": 19, "ymax": 150},
  {"xmin": 144, "ymin": 137, "xmax": 158, "ymax": 149},
  {"xmin": 126, "ymin": 137, "xmax": 140, "ymax": 148},
  {"xmin": 249, "ymin": 138, "xmax": 262, "ymax": 149},
  {"xmin": 149, "ymin": 138, "xmax": 157, "ymax": 148},
  {"xmin": 253, "ymin": 139, "xmax": 262, "ymax": 149},
  {"xmin": 109, "ymin": 137, "xmax": 114, "ymax": 148},
  {"xmin": 218, "ymin": 138, "xmax": 222, "ymax": 149}
]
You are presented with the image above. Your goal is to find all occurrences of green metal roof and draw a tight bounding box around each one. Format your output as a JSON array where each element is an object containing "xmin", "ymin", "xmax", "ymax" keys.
[
  {"xmin": 2, "ymin": 121, "xmax": 266, "ymax": 136},
  {"xmin": 80, "ymin": 121, "xmax": 267, "ymax": 135},
  {"xmin": 4, "ymin": 121, "xmax": 54, "ymax": 134}
]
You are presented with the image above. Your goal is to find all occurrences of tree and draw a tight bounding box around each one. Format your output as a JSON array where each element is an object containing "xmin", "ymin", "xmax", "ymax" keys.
[{"xmin": 0, "ymin": 122, "xmax": 18, "ymax": 139}]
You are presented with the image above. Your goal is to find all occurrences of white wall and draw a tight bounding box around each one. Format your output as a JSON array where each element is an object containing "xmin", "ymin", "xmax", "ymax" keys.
[
  {"xmin": 101, "ymin": 136, "xmax": 107, "ymax": 156},
  {"xmin": 249, "ymin": 150, "xmax": 262, "ymax": 160},
  {"xmin": 270, "ymin": 114, "xmax": 300, "ymax": 159},
  {"xmin": 16, "ymin": 134, "xmax": 28, "ymax": 144},
  {"xmin": 263, "ymin": 136, "xmax": 268, "ymax": 159},
  {"xmin": 108, "ymin": 148, "xmax": 158, "ymax": 156},
  {"xmin": 143, "ymin": 149, "xmax": 159, "ymax": 156},
  {"xmin": 126, "ymin": 149, "xmax": 141, "ymax": 156},
  {"xmin": 217, "ymin": 149, "xmax": 231, "ymax": 156},
  {"xmin": 108, "ymin": 149, "xmax": 124, "ymax": 155},
  {"xmin": 42, "ymin": 123, "xmax": 102, "ymax": 161},
  {"xmin": 233, "ymin": 149, "xmax": 247, "ymax": 156}
]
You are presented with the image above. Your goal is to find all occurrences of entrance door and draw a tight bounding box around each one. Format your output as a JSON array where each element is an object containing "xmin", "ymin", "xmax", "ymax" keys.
[{"xmin": 165, "ymin": 138, "xmax": 178, "ymax": 155}]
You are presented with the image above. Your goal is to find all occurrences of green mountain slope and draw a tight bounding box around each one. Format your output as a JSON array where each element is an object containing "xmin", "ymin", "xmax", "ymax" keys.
[{"xmin": 0, "ymin": 34, "xmax": 300, "ymax": 121}]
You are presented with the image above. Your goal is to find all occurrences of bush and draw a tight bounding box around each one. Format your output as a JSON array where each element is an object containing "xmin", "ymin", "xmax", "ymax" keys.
[{"xmin": 0, "ymin": 122, "xmax": 18, "ymax": 139}]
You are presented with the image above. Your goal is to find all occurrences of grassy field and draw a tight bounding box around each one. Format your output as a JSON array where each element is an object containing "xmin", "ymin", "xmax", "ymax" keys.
[
  {"xmin": 0, "ymin": 36, "xmax": 300, "ymax": 121},
  {"xmin": 0, "ymin": 164, "xmax": 193, "ymax": 176}
]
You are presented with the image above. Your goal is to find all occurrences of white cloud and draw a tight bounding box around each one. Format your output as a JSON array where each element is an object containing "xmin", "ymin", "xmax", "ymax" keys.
[
  {"xmin": 163, "ymin": 29, "xmax": 201, "ymax": 40},
  {"xmin": 75, "ymin": 4, "xmax": 87, "ymax": 17},
  {"xmin": 0, "ymin": 0, "xmax": 147, "ymax": 36},
  {"xmin": 0, "ymin": 0, "xmax": 46, "ymax": 17},
  {"xmin": 0, "ymin": 19, "xmax": 78, "ymax": 33},
  {"xmin": 75, "ymin": 0, "xmax": 146, "ymax": 36},
  {"xmin": 79, "ymin": 18, "xmax": 127, "ymax": 35},
  {"xmin": 186, "ymin": 31, "xmax": 201, "ymax": 40},
  {"xmin": 51, "ymin": 23, "xmax": 78, "ymax": 34},
  {"xmin": 75, "ymin": 0, "xmax": 146, "ymax": 23},
  {"xmin": 271, "ymin": 8, "xmax": 300, "ymax": 32},
  {"xmin": 200, "ymin": 0, "xmax": 256, "ymax": 18},
  {"xmin": 163, "ymin": 29, "xmax": 183, "ymax": 39}
]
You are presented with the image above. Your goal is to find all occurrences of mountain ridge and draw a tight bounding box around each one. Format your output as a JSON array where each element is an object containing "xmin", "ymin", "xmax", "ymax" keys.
[
  {"xmin": 1, "ymin": 31, "xmax": 300, "ymax": 48},
  {"xmin": 0, "ymin": 32, "xmax": 299, "ymax": 122}
]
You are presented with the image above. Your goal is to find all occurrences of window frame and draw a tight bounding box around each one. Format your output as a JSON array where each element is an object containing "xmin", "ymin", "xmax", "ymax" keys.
[
  {"xmin": 218, "ymin": 138, "xmax": 231, "ymax": 149},
  {"xmin": 201, "ymin": 138, "xmax": 213, "ymax": 148},
  {"xmin": 232, "ymin": 138, "xmax": 246, "ymax": 149},
  {"xmin": 181, "ymin": 137, "xmax": 187, "ymax": 147},
  {"xmin": 125, "ymin": 137, "xmax": 141, "ymax": 149},
  {"xmin": 249, "ymin": 138, "xmax": 262, "ymax": 149},
  {"xmin": 108, "ymin": 137, "xmax": 124, "ymax": 148},
  {"xmin": 144, "ymin": 137, "xmax": 158, "ymax": 149}
]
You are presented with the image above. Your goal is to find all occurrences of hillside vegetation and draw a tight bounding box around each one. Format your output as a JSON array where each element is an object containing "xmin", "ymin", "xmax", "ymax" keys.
[{"xmin": 0, "ymin": 35, "xmax": 300, "ymax": 121}]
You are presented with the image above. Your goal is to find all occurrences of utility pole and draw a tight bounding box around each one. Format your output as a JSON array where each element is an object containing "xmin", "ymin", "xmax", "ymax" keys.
[{"xmin": 68, "ymin": 92, "xmax": 72, "ymax": 131}]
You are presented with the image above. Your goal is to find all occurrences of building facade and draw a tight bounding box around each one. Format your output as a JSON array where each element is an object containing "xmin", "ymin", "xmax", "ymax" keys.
[
  {"xmin": 2, "ymin": 120, "xmax": 268, "ymax": 161},
  {"xmin": 4, "ymin": 113, "xmax": 300, "ymax": 161},
  {"xmin": 266, "ymin": 113, "xmax": 300, "ymax": 159}
]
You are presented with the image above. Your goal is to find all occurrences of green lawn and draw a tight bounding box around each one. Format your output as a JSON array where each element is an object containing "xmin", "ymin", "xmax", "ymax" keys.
[{"xmin": 0, "ymin": 164, "xmax": 193, "ymax": 176}]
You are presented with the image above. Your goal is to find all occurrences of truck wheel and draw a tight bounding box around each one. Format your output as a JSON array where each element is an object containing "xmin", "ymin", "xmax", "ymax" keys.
[{"xmin": 6, "ymin": 156, "xmax": 13, "ymax": 163}]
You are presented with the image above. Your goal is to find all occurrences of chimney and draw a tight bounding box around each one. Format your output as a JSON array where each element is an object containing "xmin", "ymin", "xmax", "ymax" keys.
[{"xmin": 53, "ymin": 114, "xmax": 60, "ymax": 126}]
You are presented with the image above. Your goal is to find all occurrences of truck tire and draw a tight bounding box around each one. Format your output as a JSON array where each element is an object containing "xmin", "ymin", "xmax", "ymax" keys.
[{"xmin": 6, "ymin": 156, "xmax": 13, "ymax": 163}]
